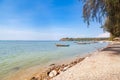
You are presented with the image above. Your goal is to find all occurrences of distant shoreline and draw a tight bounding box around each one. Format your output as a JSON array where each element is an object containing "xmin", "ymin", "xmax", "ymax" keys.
[{"xmin": 60, "ymin": 37, "xmax": 109, "ymax": 41}]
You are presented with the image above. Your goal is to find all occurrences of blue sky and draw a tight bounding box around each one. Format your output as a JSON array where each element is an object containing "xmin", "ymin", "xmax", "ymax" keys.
[{"xmin": 0, "ymin": 0, "xmax": 109, "ymax": 40}]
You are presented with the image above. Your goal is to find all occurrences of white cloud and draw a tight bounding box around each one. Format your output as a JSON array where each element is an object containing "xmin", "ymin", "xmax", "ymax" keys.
[{"xmin": 97, "ymin": 32, "xmax": 110, "ymax": 38}]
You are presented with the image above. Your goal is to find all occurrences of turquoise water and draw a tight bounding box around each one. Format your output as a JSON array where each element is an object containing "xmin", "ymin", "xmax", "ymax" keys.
[{"xmin": 0, "ymin": 41, "xmax": 108, "ymax": 79}]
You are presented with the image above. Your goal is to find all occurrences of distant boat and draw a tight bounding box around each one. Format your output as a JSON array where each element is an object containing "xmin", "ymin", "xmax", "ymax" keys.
[
  {"xmin": 99, "ymin": 41, "xmax": 104, "ymax": 43},
  {"xmin": 56, "ymin": 44, "xmax": 70, "ymax": 47},
  {"xmin": 75, "ymin": 41, "xmax": 98, "ymax": 44},
  {"xmin": 93, "ymin": 41, "xmax": 98, "ymax": 43},
  {"xmin": 75, "ymin": 42, "xmax": 91, "ymax": 44}
]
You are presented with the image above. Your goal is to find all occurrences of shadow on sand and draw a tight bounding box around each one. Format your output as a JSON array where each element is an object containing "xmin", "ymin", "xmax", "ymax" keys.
[{"xmin": 102, "ymin": 44, "xmax": 120, "ymax": 55}]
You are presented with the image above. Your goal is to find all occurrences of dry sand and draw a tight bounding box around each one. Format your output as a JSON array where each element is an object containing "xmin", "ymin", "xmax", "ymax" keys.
[{"xmin": 52, "ymin": 43, "xmax": 120, "ymax": 80}]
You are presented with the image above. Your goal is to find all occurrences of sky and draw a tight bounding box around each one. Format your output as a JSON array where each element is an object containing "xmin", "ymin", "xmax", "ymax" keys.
[{"xmin": 0, "ymin": 0, "xmax": 109, "ymax": 40}]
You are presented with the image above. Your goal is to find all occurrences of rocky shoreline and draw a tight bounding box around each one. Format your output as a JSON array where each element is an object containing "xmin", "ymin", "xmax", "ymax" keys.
[{"xmin": 30, "ymin": 57, "xmax": 86, "ymax": 80}]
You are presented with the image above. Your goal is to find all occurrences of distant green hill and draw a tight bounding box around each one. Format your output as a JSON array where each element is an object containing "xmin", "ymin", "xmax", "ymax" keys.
[{"xmin": 60, "ymin": 37, "xmax": 109, "ymax": 41}]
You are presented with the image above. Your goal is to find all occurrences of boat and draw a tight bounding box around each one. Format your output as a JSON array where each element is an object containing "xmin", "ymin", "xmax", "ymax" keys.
[
  {"xmin": 99, "ymin": 41, "xmax": 104, "ymax": 43},
  {"xmin": 75, "ymin": 41, "xmax": 98, "ymax": 44},
  {"xmin": 56, "ymin": 44, "xmax": 70, "ymax": 47},
  {"xmin": 75, "ymin": 42, "xmax": 91, "ymax": 44}
]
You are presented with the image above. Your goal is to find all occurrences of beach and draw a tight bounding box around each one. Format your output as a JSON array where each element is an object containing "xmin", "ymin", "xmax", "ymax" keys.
[
  {"xmin": 25, "ymin": 41, "xmax": 120, "ymax": 80},
  {"xmin": 51, "ymin": 42, "xmax": 120, "ymax": 80},
  {"xmin": 0, "ymin": 0, "xmax": 119, "ymax": 80},
  {"xmin": 1, "ymin": 41, "xmax": 119, "ymax": 80}
]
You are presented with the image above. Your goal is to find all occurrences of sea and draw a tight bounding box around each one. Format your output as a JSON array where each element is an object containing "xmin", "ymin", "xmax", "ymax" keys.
[{"xmin": 0, "ymin": 40, "xmax": 108, "ymax": 79}]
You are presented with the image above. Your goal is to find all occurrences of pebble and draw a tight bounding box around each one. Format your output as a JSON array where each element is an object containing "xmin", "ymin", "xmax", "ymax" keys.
[{"xmin": 30, "ymin": 77, "xmax": 38, "ymax": 80}]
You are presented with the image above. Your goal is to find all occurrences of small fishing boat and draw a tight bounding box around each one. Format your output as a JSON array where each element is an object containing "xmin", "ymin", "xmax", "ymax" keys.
[{"xmin": 56, "ymin": 44, "xmax": 70, "ymax": 47}]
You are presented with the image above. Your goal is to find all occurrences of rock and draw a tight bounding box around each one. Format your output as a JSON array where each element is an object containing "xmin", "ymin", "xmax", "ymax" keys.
[
  {"xmin": 63, "ymin": 66, "xmax": 69, "ymax": 71},
  {"xmin": 62, "ymin": 64, "xmax": 65, "ymax": 66},
  {"xmin": 58, "ymin": 69, "xmax": 62, "ymax": 74},
  {"xmin": 78, "ymin": 58, "xmax": 85, "ymax": 62},
  {"xmin": 48, "ymin": 70, "xmax": 57, "ymax": 78},
  {"xmin": 85, "ymin": 57, "xmax": 89, "ymax": 59},
  {"xmin": 30, "ymin": 77, "xmax": 38, "ymax": 80},
  {"xmin": 74, "ymin": 61, "xmax": 77, "ymax": 64},
  {"xmin": 49, "ymin": 63, "xmax": 55, "ymax": 66}
]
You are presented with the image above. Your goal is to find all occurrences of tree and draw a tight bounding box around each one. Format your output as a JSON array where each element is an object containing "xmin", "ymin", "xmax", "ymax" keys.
[{"xmin": 81, "ymin": 0, "xmax": 120, "ymax": 39}]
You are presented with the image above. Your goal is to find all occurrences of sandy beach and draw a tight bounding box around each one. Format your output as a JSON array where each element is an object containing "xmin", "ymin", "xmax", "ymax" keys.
[
  {"xmin": 52, "ymin": 42, "xmax": 120, "ymax": 80},
  {"xmin": 0, "ymin": 0, "xmax": 120, "ymax": 79}
]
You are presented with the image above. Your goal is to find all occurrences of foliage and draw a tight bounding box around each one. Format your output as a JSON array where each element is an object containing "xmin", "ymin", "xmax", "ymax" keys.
[
  {"xmin": 81, "ymin": 0, "xmax": 120, "ymax": 39},
  {"xmin": 60, "ymin": 37, "xmax": 108, "ymax": 41}
]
